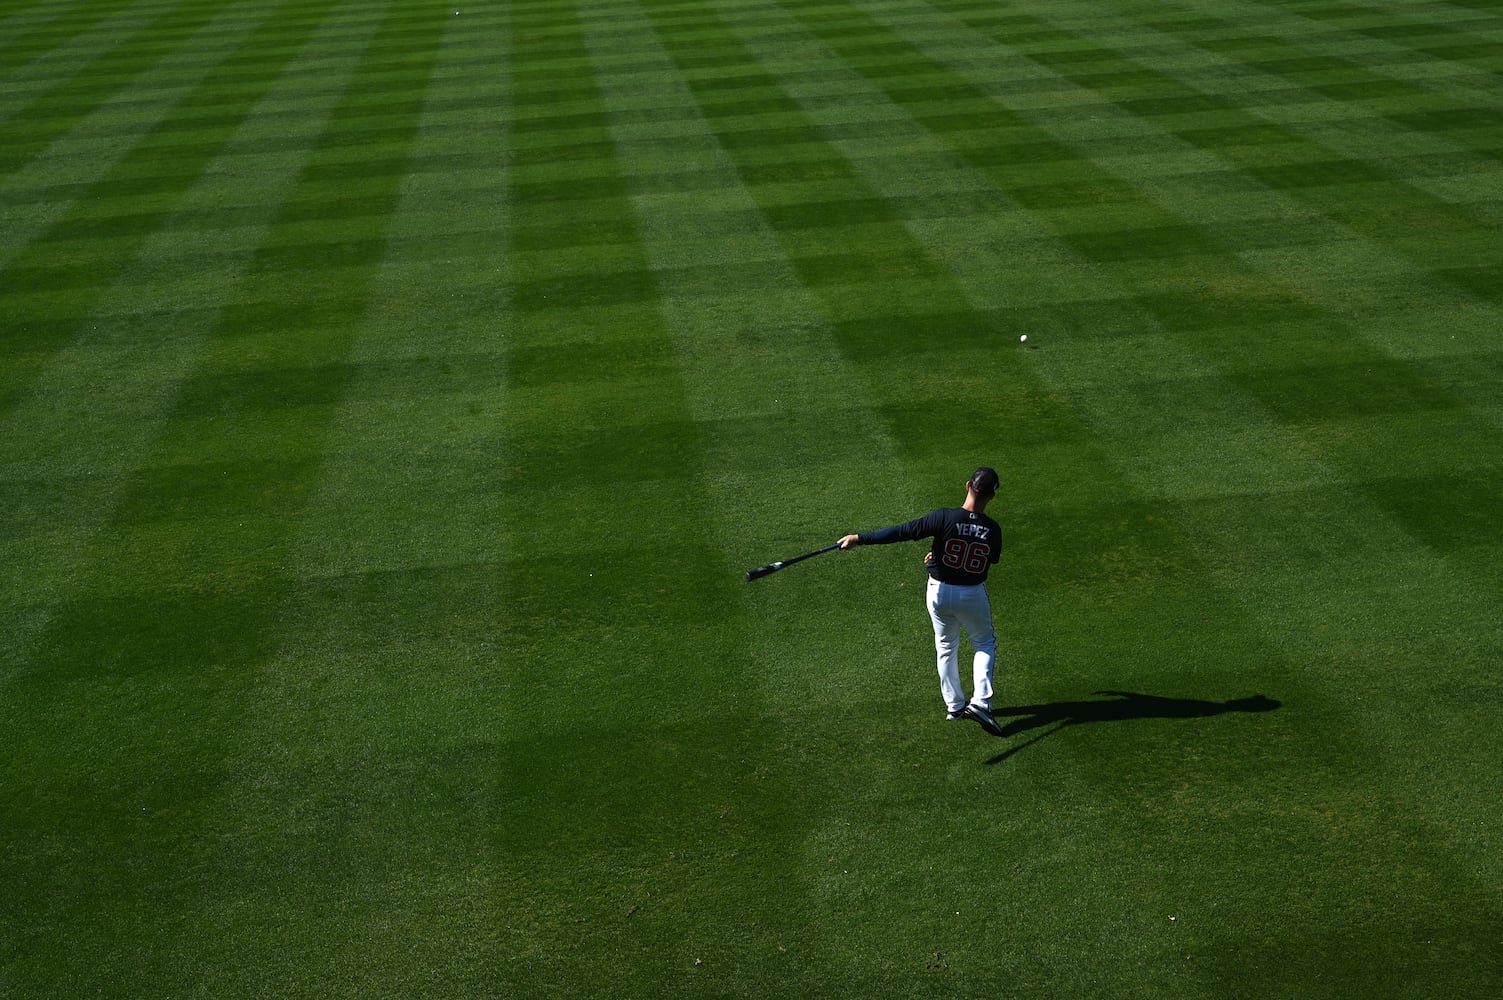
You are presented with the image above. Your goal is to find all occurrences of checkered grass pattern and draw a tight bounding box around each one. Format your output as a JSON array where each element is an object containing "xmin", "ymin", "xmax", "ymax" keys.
[{"xmin": 3, "ymin": 0, "xmax": 1501, "ymax": 995}]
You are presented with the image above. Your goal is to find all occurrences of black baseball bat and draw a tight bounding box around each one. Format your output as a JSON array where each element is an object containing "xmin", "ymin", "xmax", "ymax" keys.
[{"xmin": 745, "ymin": 543, "xmax": 840, "ymax": 582}]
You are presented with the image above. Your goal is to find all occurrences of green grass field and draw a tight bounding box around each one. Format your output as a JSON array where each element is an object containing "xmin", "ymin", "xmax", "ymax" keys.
[{"xmin": 4, "ymin": 0, "xmax": 1502, "ymax": 995}]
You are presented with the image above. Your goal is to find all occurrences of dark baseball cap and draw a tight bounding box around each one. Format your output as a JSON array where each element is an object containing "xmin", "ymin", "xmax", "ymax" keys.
[{"xmin": 969, "ymin": 466, "xmax": 1000, "ymax": 495}]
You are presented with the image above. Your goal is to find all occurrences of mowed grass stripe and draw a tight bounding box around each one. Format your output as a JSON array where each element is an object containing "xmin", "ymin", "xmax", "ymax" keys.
[
  {"xmin": 1090, "ymin": 1, "xmax": 1496, "ymax": 976},
  {"xmin": 0, "ymin": 0, "xmax": 74, "ymax": 27},
  {"xmin": 931, "ymin": 0, "xmax": 1496, "ymax": 469},
  {"xmin": 0, "ymin": 0, "xmax": 399, "ymax": 789},
  {"xmin": 0, "ymin": 0, "xmax": 175, "ymax": 112},
  {"xmin": 1034, "ymin": 332, "xmax": 1503, "ymax": 982},
  {"xmin": 0, "ymin": 3, "xmax": 452, "ymax": 991},
  {"xmin": 577, "ymin": 11, "xmax": 910, "ymax": 483},
  {"xmin": 1101, "ymin": 2, "xmax": 1503, "ymax": 240},
  {"xmin": 496, "ymin": 2, "xmax": 827, "ymax": 989},
  {"xmin": 0, "ymin": 0, "xmax": 352, "ymax": 649},
  {"xmin": 949, "ymin": 2, "xmax": 1503, "ymax": 456},
  {"xmin": 0, "ymin": 0, "xmax": 247, "ymax": 141},
  {"xmin": 0, "ymin": 0, "xmax": 272, "ymax": 270},
  {"xmin": 1268, "ymin": 0, "xmax": 1503, "ymax": 58},
  {"xmin": 0, "ymin": 0, "xmax": 150, "ymax": 80},
  {"xmin": 0, "ymin": 0, "xmax": 421, "ymax": 666},
  {"xmin": 182, "ymin": 13, "xmax": 519, "ymax": 993},
  {"xmin": 1076, "ymin": 7, "xmax": 1503, "ymax": 562},
  {"xmin": 754, "ymin": 4, "xmax": 1240, "ymax": 319},
  {"xmin": 633, "ymin": 0, "xmax": 1058, "ymax": 507},
  {"xmin": 580, "ymin": 11, "xmax": 953, "ymax": 985},
  {"xmin": 821, "ymin": 0, "xmax": 1498, "ymax": 421},
  {"xmin": 0, "ymin": 0, "xmax": 339, "ymax": 413},
  {"xmin": 641, "ymin": 12, "xmax": 975, "ymax": 328},
  {"xmin": 861, "ymin": 0, "xmax": 1503, "ymax": 534}
]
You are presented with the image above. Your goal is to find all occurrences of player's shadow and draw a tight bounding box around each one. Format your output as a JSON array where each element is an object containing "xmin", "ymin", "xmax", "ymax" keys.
[{"xmin": 985, "ymin": 690, "xmax": 1281, "ymax": 765}]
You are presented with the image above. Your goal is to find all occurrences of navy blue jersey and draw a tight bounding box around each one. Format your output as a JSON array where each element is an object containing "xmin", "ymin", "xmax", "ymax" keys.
[{"xmin": 858, "ymin": 507, "xmax": 1002, "ymax": 585}]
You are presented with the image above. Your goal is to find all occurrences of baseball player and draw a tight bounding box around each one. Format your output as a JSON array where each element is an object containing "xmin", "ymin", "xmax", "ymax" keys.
[{"xmin": 837, "ymin": 467, "xmax": 1005, "ymax": 736}]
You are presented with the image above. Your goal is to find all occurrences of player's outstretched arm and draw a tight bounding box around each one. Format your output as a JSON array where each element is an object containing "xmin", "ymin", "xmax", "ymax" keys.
[{"xmin": 837, "ymin": 534, "xmax": 861, "ymax": 549}]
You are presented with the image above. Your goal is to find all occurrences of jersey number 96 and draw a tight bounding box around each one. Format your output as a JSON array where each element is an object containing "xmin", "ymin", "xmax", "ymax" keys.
[{"xmin": 941, "ymin": 538, "xmax": 990, "ymax": 574}]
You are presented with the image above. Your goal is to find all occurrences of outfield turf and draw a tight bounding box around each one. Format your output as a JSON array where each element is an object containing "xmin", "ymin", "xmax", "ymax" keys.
[{"xmin": 3, "ymin": 0, "xmax": 1503, "ymax": 995}]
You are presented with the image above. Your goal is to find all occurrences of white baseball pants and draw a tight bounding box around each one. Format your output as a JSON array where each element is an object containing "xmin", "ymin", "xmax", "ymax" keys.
[{"xmin": 926, "ymin": 577, "xmax": 996, "ymax": 713}]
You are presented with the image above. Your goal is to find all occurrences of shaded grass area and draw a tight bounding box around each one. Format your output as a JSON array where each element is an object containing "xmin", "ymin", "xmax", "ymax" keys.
[{"xmin": 3, "ymin": 0, "xmax": 1502, "ymax": 996}]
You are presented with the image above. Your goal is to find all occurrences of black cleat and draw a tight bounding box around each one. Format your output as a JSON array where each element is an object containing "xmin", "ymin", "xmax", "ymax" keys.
[
  {"xmin": 964, "ymin": 704, "xmax": 1004, "ymax": 737},
  {"xmin": 946, "ymin": 709, "xmax": 967, "ymax": 721}
]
